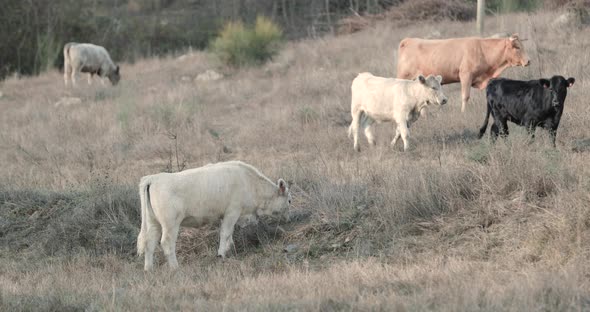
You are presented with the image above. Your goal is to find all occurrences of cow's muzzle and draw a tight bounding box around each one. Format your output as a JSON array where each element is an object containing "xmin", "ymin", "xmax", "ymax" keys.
[{"xmin": 523, "ymin": 60, "xmax": 530, "ymax": 67}]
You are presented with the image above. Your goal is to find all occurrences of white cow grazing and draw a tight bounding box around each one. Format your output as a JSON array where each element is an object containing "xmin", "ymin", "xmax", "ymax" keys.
[
  {"xmin": 347, "ymin": 73, "xmax": 448, "ymax": 152},
  {"xmin": 63, "ymin": 42, "xmax": 120, "ymax": 86},
  {"xmin": 137, "ymin": 161, "xmax": 292, "ymax": 271}
]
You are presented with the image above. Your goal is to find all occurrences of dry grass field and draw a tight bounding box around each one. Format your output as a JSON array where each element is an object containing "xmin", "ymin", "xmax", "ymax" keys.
[{"xmin": 1, "ymin": 11, "xmax": 590, "ymax": 311}]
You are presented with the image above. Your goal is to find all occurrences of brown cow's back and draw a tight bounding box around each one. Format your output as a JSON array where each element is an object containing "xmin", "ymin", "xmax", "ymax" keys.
[
  {"xmin": 397, "ymin": 37, "xmax": 494, "ymax": 84},
  {"xmin": 395, "ymin": 34, "xmax": 529, "ymax": 112}
]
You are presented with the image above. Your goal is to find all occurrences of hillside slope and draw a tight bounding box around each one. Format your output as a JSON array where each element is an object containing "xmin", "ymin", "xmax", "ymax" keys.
[{"xmin": 1, "ymin": 11, "xmax": 590, "ymax": 311}]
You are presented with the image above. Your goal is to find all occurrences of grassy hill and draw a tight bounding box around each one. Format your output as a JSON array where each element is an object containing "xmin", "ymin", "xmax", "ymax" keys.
[{"xmin": 1, "ymin": 10, "xmax": 590, "ymax": 311}]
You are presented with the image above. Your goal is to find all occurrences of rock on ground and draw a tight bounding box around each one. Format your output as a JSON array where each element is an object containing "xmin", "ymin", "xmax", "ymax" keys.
[
  {"xmin": 54, "ymin": 97, "xmax": 82, "ymax": 107},
  {"xmin": 195, "ymin": 70, "xmax": 223, "ymax": 82}
]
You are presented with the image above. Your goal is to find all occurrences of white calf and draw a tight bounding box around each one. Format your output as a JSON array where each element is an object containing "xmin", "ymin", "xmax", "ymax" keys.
[
  {"xmin": 63, "ymin": 42, "xmax": 120, "ymax": 86},
  {"xmin": 137, "ymin": 161, "xmax": 291, "ymax": 271},
  {"xmin": 347, "ymin": 73, "xmax": 447, "ymax": 151}
]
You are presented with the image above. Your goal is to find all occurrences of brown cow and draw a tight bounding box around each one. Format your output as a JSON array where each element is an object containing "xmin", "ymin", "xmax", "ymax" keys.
[{"xmin": 396, "ymin": 34, "xmax": 530, "ymax": 113}]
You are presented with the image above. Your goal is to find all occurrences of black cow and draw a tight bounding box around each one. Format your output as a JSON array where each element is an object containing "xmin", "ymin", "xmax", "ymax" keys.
[{"xmin": 479, "ymin": 75, "xmax": 575, "ymax": 147}]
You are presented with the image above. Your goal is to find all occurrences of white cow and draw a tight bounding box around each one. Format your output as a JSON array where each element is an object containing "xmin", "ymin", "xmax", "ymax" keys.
[
  {"xmin": 347, "ymin": 73, "xmax": 448, "ymax": 152},
  {"xmin": 136, "ymin": 161, "xmax": 292, "ymax": 271},
  {"xmin": 63, "ymin": 42, "xmax": 120, "ymax": 86}
]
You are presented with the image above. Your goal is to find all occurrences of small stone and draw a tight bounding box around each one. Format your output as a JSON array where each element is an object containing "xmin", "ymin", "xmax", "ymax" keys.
[
  {"xmin": 283, "ymin": 244, "xmax": 298, "ymax": 253},
  {"xmin": 54, "ymin": 97, "xmax": 82, "ymax": 107},
  {"xmin": 489, "ymin": 32, "xmax": 511, "ymax": 38},
  {"xmin": 572, "ymin": 139, "xmax": 590, "ymax": 152},
  {"xmin": 195, "ymin": 70, "xmax": 223, "ymax": 82},
  {"xmin": 426, "ymin": 30, "xmax": 441, "ymax": 39}
]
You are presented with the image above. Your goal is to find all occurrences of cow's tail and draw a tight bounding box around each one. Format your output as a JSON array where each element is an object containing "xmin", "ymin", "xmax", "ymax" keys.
[
  {"xmin": 63, "ymin": 42, "xmax": 76, "ymax": 66},
  {"xmin": 478, "ymin": 100, "xmax": 492, "ymax": 139},
  {"xmin": 348, "ymin": 111, "xmax": 368, "ymax": 139},
  {"xmin": 137, "ymin": 176, "xmax": 153, "ymax": 256},
  {"xmin": 63, "ymin": 42, "xmax": 77, "ymax": 78}
]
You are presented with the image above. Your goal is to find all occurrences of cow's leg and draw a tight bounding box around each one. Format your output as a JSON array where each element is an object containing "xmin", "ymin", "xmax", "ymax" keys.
[
  {"xmin": 399, "ymin": 121, "xmax": 410, "ymax": 151},
  {"xmin": 393, "ymin": 117, "xmax": 416, "ymax": 149},
  {"xmin": 497, "ymin": 119, "xmax": 509, "ymax": 138},
  {"xmin": 544, "ymin": 122, "xmax": 558, "ymax": 147},
  {"xmin": 217, "ymin": 210, "xmax": 240, "ymax": 259},
  {"xmin": 548, "ymin": 129, "xmax": 557, "ymax": 148},
  {"xmin": 459, "ymin": 74, "xmax": 472, "ymax": 113},
  {"xmin": 144, "ymin": 222, "xmax": 162, "ymax": 271},
  {"xmin": 350, "ymin": 109, "xmax": 362, "ymax": 152},
  {"xmin": 526, "ymin": 124, "xmax": 536, "ymax": 142},
  {"xmin": 87, "ymin": 73, "xmax": 93, "ymax": 85},
  {"xmin": 363, "ymin": 119, "xmax": 376, "ymax": 147},
  {"xmin": 70, "ymin": 68, "xmax": 78, "ymax": 87},
  {"xmin": 490, "ymin": 123, "xmax": 499, "ymax": 141},
  {"xmin": 160, "ymin": 223, "xmax": 180, "ymax": 269},
  {"xmin": 391, "ymin": 126, "xmax": 401, "ymax": 148}
]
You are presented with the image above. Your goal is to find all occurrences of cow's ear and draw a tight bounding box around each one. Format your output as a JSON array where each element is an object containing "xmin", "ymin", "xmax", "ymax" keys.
[
  {"xmin": 435, "ymin": 75, "xmax": 442, "ymax": 83},
  {"xmin": 509, "ymin": 33, "xmax": 519, "ymax": 41},
  {"xmin": 539, "ymin": 79, "xmax": 550, "ymax": 88},
  {"xmin": 278, "ymin": 179, "xmax": 287, "ymax": 195},
  {"xmin": 567, "ymin": 77, "xmax": 575, "ymax": 88},
  {"xmin": 417, "ymin": 75, "xmax": 426, "ymax": 84}
]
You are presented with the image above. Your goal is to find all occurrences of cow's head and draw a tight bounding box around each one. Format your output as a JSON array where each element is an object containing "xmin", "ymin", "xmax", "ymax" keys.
[
  {"xmin": 260, "ymin": 179, "xmax": 292, "ymax": 221},
  {"xmin": 417, "ymin": 74, "xmax": 448, "ymax": 106},
  {"xmin": 506, "ymin": 34, "xmax": 530, "ymax": 67},
  {"xmin": 108, "ymin": 65, "xmax": 121, "ymax": 85},
  {"xmin": 540, "ymin": 76, "xmax": 575, "ymax": 107}
]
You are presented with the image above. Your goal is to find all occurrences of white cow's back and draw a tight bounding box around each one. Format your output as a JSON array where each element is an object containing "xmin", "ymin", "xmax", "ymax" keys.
[
  {"xmin": 146, "ymin": 161, "xmax": 274, "ymax": 224},
  {"xmin": 68, "ymin": 44, "xmax": 115, "ymax": 68}
]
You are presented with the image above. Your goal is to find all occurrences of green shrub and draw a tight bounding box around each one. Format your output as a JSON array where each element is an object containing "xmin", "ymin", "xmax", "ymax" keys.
[{"xmin": 211, "ymin": 16, "xmax": 282, "ymax": 67}]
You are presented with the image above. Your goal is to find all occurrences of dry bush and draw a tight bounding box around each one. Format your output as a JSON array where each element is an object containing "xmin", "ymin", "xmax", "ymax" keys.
[
  {"xmin": 385, "ymin": 0, "xmax": 476, "ymax": 23},
  {"xmin": 544, "ymin": 0, "xmax": 590, "ymax": 9},
  {"xmin": 0, "ymin": 178, "xmax": 140, "ymax": 258},
  {"xmin": 338, "ymin": 0, "xmax": 475, "ymax": 34},
  {"xmin": 336, "ymin": 15, "xmax": 375, "ymax": 35}
]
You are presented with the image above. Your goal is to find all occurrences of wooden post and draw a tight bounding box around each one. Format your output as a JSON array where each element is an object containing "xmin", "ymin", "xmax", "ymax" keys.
[{"xmin": 477, "ymin": 0, "xmax": 485, "ymax": 35}]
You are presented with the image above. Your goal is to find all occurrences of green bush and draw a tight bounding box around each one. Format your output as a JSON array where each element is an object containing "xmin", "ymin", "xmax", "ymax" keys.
[{"xmin": 211, "ymin": 16, "xmax": 282, "ymax": 67}]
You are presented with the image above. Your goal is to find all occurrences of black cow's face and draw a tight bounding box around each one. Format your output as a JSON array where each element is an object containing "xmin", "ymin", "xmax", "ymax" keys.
[{"xmin": 541, "ymin": 76, "xmax": 575, "ymax": 107}]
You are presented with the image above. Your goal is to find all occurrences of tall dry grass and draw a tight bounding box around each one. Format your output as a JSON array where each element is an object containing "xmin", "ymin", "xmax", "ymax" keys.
[{"xmin": 1, "ymin": 11, "xmax": 590, "ymax": 311}]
